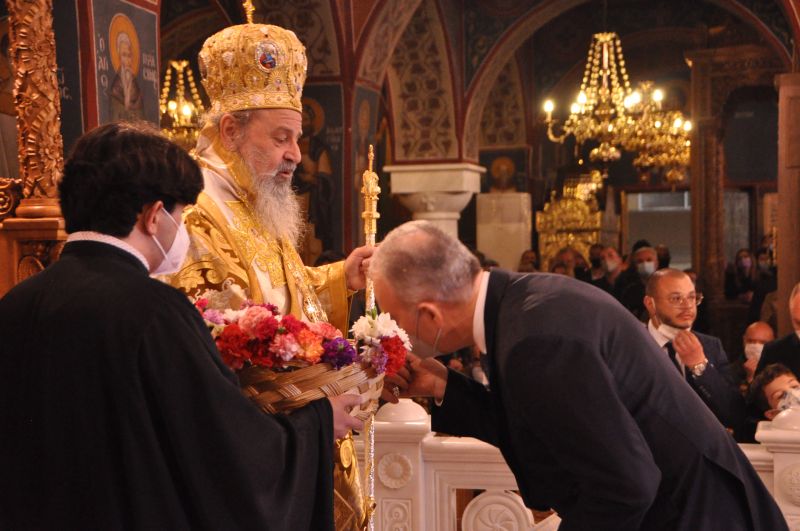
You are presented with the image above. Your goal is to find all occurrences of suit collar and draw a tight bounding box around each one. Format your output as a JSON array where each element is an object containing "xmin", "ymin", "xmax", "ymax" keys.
[{"xmin": 484, "ymin": 269, "xmax": 512, "ymax": 356}]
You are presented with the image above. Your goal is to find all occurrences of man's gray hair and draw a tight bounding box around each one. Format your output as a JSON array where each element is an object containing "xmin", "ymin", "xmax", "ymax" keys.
[
  {"xmin": 202, "ymin": 109, "xmax": 253, "ymax": 130},
  {"xmin": 371, "ymin": 220, "xmax": 481, "ymax": 304}
]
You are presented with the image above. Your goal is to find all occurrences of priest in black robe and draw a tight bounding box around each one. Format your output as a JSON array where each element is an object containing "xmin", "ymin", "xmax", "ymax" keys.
[{"xmin": 0, "ymin": 122, "xmax": 362, "ymax": 530}]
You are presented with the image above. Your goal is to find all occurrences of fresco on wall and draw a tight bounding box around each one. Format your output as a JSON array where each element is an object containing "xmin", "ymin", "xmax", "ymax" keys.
[
  {"xmin": 293, "ymin": 84, "xmax": 344, "ymax": 254},
  {"xmin": 351, "ymin": 86, "xmax": 379, "ymax": 246},
  {"xmin": 53, "ymin": 2, "xmax": 83, "ymax": 152},
  {"xmin": 479, "ymin": 149, "xmax": 529, "ymax": 193},
  {"xmin": 92, "ymin": 2, "xmax": 159, "ymax": 125}
]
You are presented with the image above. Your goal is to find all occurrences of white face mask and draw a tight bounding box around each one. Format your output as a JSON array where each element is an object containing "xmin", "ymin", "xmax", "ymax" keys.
[
  {"xmin": 777, "ymin": 387, "xmax": 800, "ymax": 412},
  {"xmin": 603, "ymin": 258, "xmax": 620, "ymax": 273},
  {"xmin": 657, "ymin": 322, "xmax": 689, "ymax": 342},
  {"xmin": 637, "ymin": 261, "xmax": 656, "ymax": 277},
  {"xmin": 151, "ymin": 207, "xmax": 190, "ymax": 276},
  {"xmin": 409, "ymin": 309, "xmax": 443, "ymax": 358},
  {"xmin": 744, "ymin": 342, "xmax": 764, "ymax": 362}
]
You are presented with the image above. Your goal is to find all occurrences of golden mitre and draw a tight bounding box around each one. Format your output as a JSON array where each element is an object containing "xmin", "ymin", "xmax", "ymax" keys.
[{"xmin": 198, "ymin": 22, "xmax": 307, "ymax": 114}]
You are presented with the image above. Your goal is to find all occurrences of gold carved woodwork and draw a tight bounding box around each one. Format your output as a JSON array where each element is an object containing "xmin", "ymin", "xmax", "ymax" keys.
[
  {"xmin": 536, "ymin": 174, "xmax": 602, "ymax": 270},
  {"xmin": 0, "ymin": 176, "xmax": 22, "ymax": 221},
  {"xmin": 16, "ymin": 239, "xmax": 64, "ymax": 283},
  {"xmin": 7, "ymin": 0, "xmax": 64, "ymax": 217},
  {"xmin": 0, "ymin": 1, "xmax": 67, "ymax": 297}
]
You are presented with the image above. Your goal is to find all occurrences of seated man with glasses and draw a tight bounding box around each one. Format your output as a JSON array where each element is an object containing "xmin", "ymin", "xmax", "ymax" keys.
[{"xmin": 644, "ymin": 268, "xmax": 747, "ymax": 440}]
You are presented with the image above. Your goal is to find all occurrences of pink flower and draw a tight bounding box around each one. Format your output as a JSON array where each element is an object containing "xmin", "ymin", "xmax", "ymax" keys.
[
  {"xmin": 238, "ymin": 306, "xmax": 273, "ymax": 337},
  {"xmin": 309, "ymin": 321, "xmax": 342, "ymax": 341},
  {"xmin": 269, "ymin": 333, "xmax": 303, "ymax": 362}
]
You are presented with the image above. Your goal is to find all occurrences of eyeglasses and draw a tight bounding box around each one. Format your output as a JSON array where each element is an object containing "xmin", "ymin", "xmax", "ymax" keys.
[{"xmin": 663, "ymin": 293, "xmax": 704, "ymax": 307}]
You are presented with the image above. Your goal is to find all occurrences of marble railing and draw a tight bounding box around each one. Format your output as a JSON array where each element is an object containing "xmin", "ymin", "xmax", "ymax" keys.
[{"xmin": 356, "ymin": 399, "xmax": 800, "ymax": 531}]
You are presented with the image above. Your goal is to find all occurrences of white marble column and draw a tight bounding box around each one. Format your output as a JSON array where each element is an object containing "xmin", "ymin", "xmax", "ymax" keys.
[{"xmin": 385, "ymin": 163, "xmax": 484, "ymax": 239}]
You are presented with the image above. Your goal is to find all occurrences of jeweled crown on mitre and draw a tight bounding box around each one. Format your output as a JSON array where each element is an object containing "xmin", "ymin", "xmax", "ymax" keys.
[{"xmin": 198, "ymin": 22, "xmax": 307, "ymax": 114}]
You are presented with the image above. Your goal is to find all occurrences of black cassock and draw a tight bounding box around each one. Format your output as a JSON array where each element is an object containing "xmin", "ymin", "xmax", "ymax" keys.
[{"xmin": 0, "ymin": 241, "xmax": 334, "ymax": 530}]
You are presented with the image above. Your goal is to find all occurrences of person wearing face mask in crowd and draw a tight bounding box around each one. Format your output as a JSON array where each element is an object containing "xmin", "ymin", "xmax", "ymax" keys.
[
  {"xmin": 724, "ymin": 248, "xmax": 757, "ymax": 303},
  {"xmin": 644, "ymin": 268, "xmax": 747, "ymax": 440},
  {"xmin": 749, "ymin": 363, "xmax": 800, "ymax": 421},
  {"xmin": 374, "ymin": 221, "xmax": 786, "ymax": 531},
  {"xmin": 617, "ymin": 246, "xmax": 659, "ymax": 322},
  {"xmin": 0, "ymin": 122, "xmax": 362, "ymax": 530},
  {"xmin": 591, "ymin": 245, "xmax": 624, "ymax": 294},
  {"xmin": 755, "ymin": 283, "xmax": 800, "ymax": 380},
  {"xmin": 740, "ymin": 321, "xmax": 776, "ymax": 386}
]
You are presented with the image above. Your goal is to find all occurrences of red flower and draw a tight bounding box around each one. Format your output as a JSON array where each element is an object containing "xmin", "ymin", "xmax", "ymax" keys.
[
  {"xmin": 254, "ymin": 314, "xmax": 280, "ymax": 341},
  {"xmin": 250, "ymin": 340, "xmax": 276, "ymax": 368},
  {"xmin": 380, "ymin": 336, "xmax": 408, "ymax": 376},
  {"xmin": 215, "ymin": 323, "xmax": 252, "ymax": 370},
  {"xmin": 280, "ymin": 314, "xmax": 308, "ymax": 335},
  {"xmin": 195, "ymin": 298, "xmax": 209, "ymax": 312}
]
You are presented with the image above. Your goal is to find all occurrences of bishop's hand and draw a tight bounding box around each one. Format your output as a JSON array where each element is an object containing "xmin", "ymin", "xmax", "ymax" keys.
[
  {"xmin": 343, "ymin": 245, "xmax": 375, "ymax": 291},
  {"xmin": 381, "ymin": 354, "xmax": 448, "ymax": 404},
  {"xmin": 328, "ymin": 394, "xmax": 365, "ymax": 440}
]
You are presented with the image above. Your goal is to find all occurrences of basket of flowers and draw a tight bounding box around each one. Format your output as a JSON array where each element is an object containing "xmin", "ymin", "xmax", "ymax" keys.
[{"xmin": 195, "ymin": 287, "xmax": 409, "ymax": 420}]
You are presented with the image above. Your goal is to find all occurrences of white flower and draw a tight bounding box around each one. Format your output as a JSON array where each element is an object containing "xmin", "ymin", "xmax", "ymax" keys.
[
  {"xmin": 222, "ymin": 308, "xmax": 242, "ymax": 323},
  {"xmin": 374, "ymin": 312, "xmax": 399, "ymax": 338},
  {"xmin": 350, "ymin": 315, "xmax": 375, "ymax": 340}
]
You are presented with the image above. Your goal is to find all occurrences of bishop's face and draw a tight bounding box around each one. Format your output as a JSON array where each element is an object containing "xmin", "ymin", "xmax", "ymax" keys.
[{"xmin": 237, "ymin": 108, "xmax": 302, "ymax": 184}]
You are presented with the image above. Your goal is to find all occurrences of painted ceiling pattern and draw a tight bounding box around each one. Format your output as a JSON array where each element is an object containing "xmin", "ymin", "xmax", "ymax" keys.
[
  {"xmin": 254, "ymin": 0, "xmax": 340, "ymax": 77},
  {"xmin": 387, "ymin": 0, "xmax": 458, "ymax": 160},
  {"xmin": 480, "ymin": 58, "xmax": 525, "ymax": 148}
]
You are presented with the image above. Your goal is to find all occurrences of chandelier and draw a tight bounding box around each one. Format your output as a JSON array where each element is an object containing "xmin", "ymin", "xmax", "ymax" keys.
[
  {"xmin": 620, "ymin": 81, "xmax": 692, "ymax": 187},
  {"xmin": 159, "ymin": 60, "xmax": 205, "ymax": 151},
  {"xmin": 542, "ymin": 34, "xmax": 693, "ymax": 186},
  {"xmin": 543, "ymin": 32, "xmax": 632, "ymax": 165}
]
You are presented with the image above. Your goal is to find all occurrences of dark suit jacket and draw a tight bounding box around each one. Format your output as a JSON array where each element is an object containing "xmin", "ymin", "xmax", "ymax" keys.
[
  {"xmin": 755, "ymin": 332, "xmax": 800, "ymax": 376},
  {"xmin": 651, "ymin": 330, "xmax": 747, "ymax": 440},
  {"xmin": 433, "ymin": 270, "xmax": 785, "ymax": 531}
]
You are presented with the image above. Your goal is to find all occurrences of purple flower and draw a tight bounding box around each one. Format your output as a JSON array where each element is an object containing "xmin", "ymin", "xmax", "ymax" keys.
[
  {"xmin": 203, "ymin": 309, "xmax": 225, "ymax": 325},
  {"xmin": 322, "ymin": 337, "xmax": 357, "ymax": 369},
  {"xmin": 371, "ymin": 348, "xmax": 387, "ymax": 374}
]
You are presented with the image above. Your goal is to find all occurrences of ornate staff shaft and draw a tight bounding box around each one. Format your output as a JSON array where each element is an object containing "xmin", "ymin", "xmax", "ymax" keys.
[
  {"xmin": 361, "ymin": 145, "xmax": 380, "ymax": 312},
  {"xmin": 360, "ymin": 145, "xmax": 381, "ymax": 531}
]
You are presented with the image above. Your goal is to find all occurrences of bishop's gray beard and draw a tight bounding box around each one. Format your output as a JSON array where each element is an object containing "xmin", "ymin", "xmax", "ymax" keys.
[{"xmin": 242, "ymin": 152, "xmax": 303, "ymax": 247}]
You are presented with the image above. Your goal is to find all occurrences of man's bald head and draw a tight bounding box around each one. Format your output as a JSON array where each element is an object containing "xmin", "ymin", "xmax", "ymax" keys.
[
  {"xmin": 743, "ymin": 321, "xmax": 775, "ymax": 345},
  {"xmin": 645, "ymin": 268, "xmax": 690, "ymax": 297}
]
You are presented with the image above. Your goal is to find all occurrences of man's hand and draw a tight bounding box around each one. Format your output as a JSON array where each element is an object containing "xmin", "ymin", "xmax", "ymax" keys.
[
  {"xmin": 381, "ymin": 354, "xmax": 448, "ymax": 404},
  {"xmin": 328, "ymin": 394, "xmax": 365, "ymax": 440},
  {"xmin": 344, "ymin": 245, "xmax": 375, "ymax": 291},
  {"xmin": 673, "ymin": 330, "xmax": 706, "ymax": 367}
]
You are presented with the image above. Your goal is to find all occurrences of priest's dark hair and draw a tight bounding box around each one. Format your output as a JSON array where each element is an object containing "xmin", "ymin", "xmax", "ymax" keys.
[{"xmin": 58, "ymin": 121, "xmax": 203, "ymax": 237}]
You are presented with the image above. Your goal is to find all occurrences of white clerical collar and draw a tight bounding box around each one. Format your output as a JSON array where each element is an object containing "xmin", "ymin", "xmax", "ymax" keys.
[
  {"xmin": 647, "ymin": 319, "xmax": 670, "ymax": 348},
  {"xmin": 67, "ymin": 231, "xmax": 150, "ymax": 271},
  {"xmin": 472, "ymin": 271, "xmax": 490, "ymax": 354}
]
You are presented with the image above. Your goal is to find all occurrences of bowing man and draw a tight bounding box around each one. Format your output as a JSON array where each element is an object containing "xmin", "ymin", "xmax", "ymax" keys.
[{"xmin": 374, "ymin": 220, "xmax": 786, "ymax": 531}]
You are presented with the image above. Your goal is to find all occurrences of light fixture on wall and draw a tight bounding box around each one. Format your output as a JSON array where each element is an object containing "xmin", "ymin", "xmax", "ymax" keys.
[
  {"xmin": 542, "ymin": 32, "xmax": 633, "ymax": 166},
  {"xmin": 159, "ymin": 60, "xmax": 205, "ymax": 151}
]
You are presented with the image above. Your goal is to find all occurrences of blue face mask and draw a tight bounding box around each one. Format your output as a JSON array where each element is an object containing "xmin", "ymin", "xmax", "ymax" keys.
[{"xmin": 406, "ymin": 308, "xmax": 442, "ymax": 358}]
